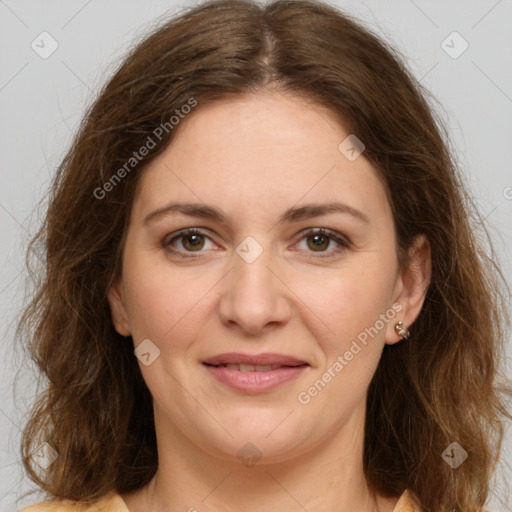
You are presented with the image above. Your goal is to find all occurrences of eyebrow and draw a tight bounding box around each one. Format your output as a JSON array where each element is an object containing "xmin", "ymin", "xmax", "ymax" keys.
[{"xmin": 143, "ymin": 201, "xmax": 371, "ymax": 226}]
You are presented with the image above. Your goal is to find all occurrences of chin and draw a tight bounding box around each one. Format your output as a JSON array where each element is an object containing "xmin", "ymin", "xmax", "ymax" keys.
[{"xmin": 192, "ymin": 415, "xmax": 311, "ymax": 464}]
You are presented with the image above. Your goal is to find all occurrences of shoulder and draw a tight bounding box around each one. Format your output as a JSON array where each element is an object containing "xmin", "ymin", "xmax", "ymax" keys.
[
  {"xmin": 393, "ymin": 489, "xmax": 421, "ymax": 512},
  {"xmin": 19, "ymin": 491, "xmax": 128, "ymax": 512},
  {"xmin": 392, "ymin": 489, "xmax": 491, "ymax": 512}
]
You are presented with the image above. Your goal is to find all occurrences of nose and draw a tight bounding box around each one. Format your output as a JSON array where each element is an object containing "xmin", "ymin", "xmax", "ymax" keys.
[{"xmin": 217, "ymin": 239, "xmax": 292, "ymax": 336}]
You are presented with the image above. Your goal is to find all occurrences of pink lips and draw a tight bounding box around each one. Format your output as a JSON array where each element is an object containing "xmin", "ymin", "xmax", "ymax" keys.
[
  {"xmin": 203, "ymin": 352, "xmax": 308, "ymax": 367},
  {"xmin": 202, "ymin": 352, "xmax": 309, "ymax": 394}
]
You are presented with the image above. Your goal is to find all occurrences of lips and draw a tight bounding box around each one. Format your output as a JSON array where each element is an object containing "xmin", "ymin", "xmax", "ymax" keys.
[
  {"xmin": 218, "ymin": 363, "xmax": 291, "ymax": 372},
  {"xmin": 202, "ymin": 353, "xmax": 310, "ymax": 393},
  {"xmin": 202, "ymin": 352, "xmax": 308, "ymax": 369}
]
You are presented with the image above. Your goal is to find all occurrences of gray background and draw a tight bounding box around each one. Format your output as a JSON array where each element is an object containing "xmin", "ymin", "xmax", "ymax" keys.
[{"xmin": 1, "ymin": 0, "xmax": 511, "ymax": 510}]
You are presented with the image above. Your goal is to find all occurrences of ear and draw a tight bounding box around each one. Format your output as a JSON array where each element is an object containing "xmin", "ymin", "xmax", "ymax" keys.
[
  {"xmin": 385, "ymin": 234, "xmax": 432, "ymax": 345},
  {"xmin": 107, "ymin": 278, "xmax": 131, "ymax": 337}
]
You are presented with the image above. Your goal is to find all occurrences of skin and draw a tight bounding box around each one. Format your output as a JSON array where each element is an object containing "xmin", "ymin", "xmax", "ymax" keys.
[{"xmin": 108, "ymin": 91, "xmax": 431, "ymax": 512}]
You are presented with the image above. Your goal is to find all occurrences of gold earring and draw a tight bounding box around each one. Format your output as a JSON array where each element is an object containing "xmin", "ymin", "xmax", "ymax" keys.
[{"xmin": 394, "ymin": 321, "xmax": 410, "ymax": 340}]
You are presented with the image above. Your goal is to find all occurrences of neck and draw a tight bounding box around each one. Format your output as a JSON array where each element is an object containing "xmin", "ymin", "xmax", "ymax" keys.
[{"xmin": 123, "ymin": 401, "xmax": 398, "ymax": 512}]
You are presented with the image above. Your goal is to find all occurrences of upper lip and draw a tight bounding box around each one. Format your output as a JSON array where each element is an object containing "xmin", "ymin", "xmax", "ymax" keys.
[{"xmin": 202, "ymin": 353, "xmax": 308, "ymax": 367}]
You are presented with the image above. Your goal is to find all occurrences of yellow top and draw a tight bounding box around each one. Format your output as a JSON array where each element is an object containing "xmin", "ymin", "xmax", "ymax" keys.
[{"xmin": 19, "ymin": 488, "xmax": 421, "ymax": 511}]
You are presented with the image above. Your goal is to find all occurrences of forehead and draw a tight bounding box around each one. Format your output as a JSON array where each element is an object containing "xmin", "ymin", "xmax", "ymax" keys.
[{"xmin": 132, "ymin": 92, "xmax": 392, "ymax": 231}]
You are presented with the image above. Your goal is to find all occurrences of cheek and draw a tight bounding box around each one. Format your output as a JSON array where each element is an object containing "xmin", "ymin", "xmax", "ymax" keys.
[
  {"xmin": 296, "ymin": 265, "xmax": 394, "ymax": 346},
  {"xmin": 122, "ymin": 255, "xmax": 213, "ymax": 343},
  {"xmin": 294, "ymin": 274, "xmax": 392, "ymax": 413}
]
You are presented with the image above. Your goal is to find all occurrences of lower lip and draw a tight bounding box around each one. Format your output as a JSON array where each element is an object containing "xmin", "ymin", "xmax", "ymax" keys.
[{"xmin": 203, "ymin": 364, "xmax": 309, "ymax": 394}]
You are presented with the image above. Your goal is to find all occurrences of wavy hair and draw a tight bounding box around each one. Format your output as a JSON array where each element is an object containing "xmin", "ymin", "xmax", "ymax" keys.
[{"xmin": 17, "ymin": 0, "xmax": 511, "ymax": 510}]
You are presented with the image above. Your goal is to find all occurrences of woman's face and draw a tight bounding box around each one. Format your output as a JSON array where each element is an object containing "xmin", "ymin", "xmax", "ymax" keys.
[{"xmin": 108, "ymin": 91, "xmax": 428, "ymax": 464}]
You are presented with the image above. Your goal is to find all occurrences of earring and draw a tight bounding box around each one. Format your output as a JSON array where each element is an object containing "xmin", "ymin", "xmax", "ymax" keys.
[{"xmin": 394, "ymin": 321, "xmax": 410, "ymax": 340}]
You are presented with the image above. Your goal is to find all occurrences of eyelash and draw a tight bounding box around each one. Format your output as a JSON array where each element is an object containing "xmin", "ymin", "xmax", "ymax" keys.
[{"xmin": 163, "ymin": 227, "xmax": 351, "ymax": 259}]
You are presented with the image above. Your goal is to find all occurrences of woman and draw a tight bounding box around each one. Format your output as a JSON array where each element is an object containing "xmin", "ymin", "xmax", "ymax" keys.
[{"xmin": 17, "ymin": 0, "xmax": 511, "ymax": 511}]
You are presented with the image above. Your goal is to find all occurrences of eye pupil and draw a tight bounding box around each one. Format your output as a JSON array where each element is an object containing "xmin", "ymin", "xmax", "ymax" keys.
[
  {"xmin": 308, "ymin": 234, "xmax": 329, "ymax": 251},
  {"xmin": 183, "ymin": 234, "xmax": 204, "ymax": 250}
]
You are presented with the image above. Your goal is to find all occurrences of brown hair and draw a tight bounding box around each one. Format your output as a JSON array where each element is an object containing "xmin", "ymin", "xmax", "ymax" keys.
[{"xmin": 17, "ymin": 0, "xmax": 511, "ymax": 510}]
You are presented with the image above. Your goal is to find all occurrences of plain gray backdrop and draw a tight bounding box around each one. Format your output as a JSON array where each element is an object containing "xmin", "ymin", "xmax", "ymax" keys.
[{"xmin": 1, "ymin": 0, "xmax": 511, "ymax": 510}]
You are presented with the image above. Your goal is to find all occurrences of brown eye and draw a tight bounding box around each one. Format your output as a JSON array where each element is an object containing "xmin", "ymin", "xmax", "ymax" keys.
[
  {"xmin": 306, "ymin": 233, "xmax": 330, "ymax": 251},
  {"xmin": 181, "ymin": 233, "xmax": 205, "ymax": 251},
  {"xmin": 165, "ymin": 228, "xmax": 216, "ymax": 256},
  {"xmin": 295, "ymin": 228, "xmax": 350, "ymax": 257}
]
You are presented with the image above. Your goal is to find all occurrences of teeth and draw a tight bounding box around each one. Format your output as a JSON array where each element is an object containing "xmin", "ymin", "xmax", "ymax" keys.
[
  {"xmin": 255, "ymin": 365, "xmax": 273, "ymax": 371},
  {"xmin": 224, "ymin": 364, "xmax": 281, "ymax": 372}
]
